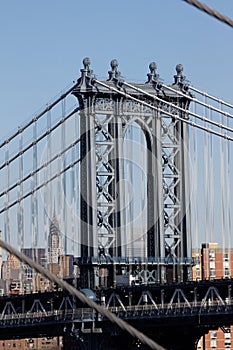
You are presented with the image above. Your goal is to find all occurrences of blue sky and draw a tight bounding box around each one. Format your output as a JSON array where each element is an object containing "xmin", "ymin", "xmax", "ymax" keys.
[{"xmin": 0, "ymin": 0, "xmax": 232, "ymax": 138}]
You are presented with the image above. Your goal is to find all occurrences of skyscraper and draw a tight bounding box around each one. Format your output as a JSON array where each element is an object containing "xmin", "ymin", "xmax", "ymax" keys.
[{"xmin": 48, "ymin": 209, "xmax": 63, "ymax": 264}]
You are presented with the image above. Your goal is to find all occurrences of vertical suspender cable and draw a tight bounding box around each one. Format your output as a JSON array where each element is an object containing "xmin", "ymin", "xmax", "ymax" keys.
[
  {"xmin": 71, "ymin": 128, "xmax": 76, "ymax": 255},
  {"xmin": 72, "ymin": 110, "xmax": 81, "ymax": 256},
  {"xmin": 207, "ymin": 105, "xmax": 213, "ymax": 244},
  {"xmin": 4, "ymin": 145, "xmax": 10, "ymax": 293},
  {"xmin": 44, "ymin": 109, "xmax": 52, "ymax": 254},
  {"xmin": 32, "ymin": 121, "xmax": 38, "ymax": 265},
  {"xmin": 130, "ymin": 125, "xmax": 134, "ymax": 258},
  {"xmin": 191, "ymin": 101, "xmax": 199, "ymax": 267},
  {"xmin": 226, "ymin": 114, "xmax": 231, "ymax": 272},
  {"xmin": 76, "ymin": 112, "xmax": 81, "ymax": 257},
  {"xmin": 31, "ymin": 125, "xmax": 34, "ymax": 251},
  {"xmin": 202, "ymin": 95, "xmax": 209, "ymax": 279},
  {"xmin": 209, "ymin": 128, "xmax": 214, "ymax": 244},
  {"xmin": 32, "ymin": 120, "xmax": 39, "ymax": 293},
  {"xmin": 4, "ymin": 146, "xmax": 10, "ymax": 245},
  {"xmin": 18, "ymin": 133, "xmax": 24, "ymax": 293},
  {"xmin": 125, "ymin": 127, "xmax": 132, "ymax": 257},
  {"xmin": 203, "ymin": 96, "xmax": 209, "ymax": 249},
  {"xmin": 219, "ymin": 102, "xmax": 225, "ymax": 253},
  {"xmin": 140, "ymin": 124, "xmax": 146, "ymax": 260},
  {"xmin": 18, "ymin": 133, "xmax": 24, "ymax": 249},
  {"xmin": 57, "ymin": 125, "xmax": 62, "ymax": 249},
  {"xmin": 62, "ymin": 97, "xmax": 67, "ymax": 259}
]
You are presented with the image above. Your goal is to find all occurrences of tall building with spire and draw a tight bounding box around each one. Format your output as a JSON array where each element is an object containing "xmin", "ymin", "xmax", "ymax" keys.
[{"xmin": 48, "ymin": 209, "xmax": 63, "ymax": 264}]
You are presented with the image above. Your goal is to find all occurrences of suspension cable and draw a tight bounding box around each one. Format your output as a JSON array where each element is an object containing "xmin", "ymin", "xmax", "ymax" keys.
[
  {"xmin": 160, "ymin": 83, "xmax": 233, "ymax": 120},
  {"xmin": 0, "ymin": 157, "xmax": 81, "ymax": 214},
  {"xmin": 0, "ymin": 136, "xmax": 81, "ymax": 199},
  {"xmin": 93, "ymin": 79, "xmax": 233, "ymax": 142},
  {"xmin": 182, "ymin": 0, "xmax": 233, "ymax": 29},
  {"xmin": 189, "ymin": 86, "xmax": 233, "ymax": 110},
  {"xmin": 0, "ymin": 239, "xmax": 165, "ymax": 350},
  {"xmin": 191, "ymin": 102, "xmax": 199, "ymax": 257},
  {"xmin": 122, "ymin": 81, "xmax": 233, "ymax": 134},
  {"xmin": 0, "ymin": 82, "xmax": 78, "ymax": 149},
  {"xmin": 0, "ymin": 106, "xmax": 79, "ymax": 172}
]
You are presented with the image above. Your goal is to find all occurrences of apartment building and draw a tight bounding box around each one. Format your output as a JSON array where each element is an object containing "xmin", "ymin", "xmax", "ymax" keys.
[
  {"xmin": 193, "ymin": 243, "xmax": 233, "ymax": 350},
  {"xmin": 0, "ymin": 337, "xmax": 63, "ymax": 350}
]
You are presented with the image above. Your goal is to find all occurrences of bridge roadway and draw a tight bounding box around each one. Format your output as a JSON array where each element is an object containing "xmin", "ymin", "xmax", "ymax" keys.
[{"xmin": 0, "ymin": 279, "xmax": 232, "ymax": 350}]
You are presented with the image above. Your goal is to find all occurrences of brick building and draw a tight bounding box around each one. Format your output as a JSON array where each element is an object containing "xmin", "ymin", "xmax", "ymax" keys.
[
  {"xmin": 193, "ymin": 243, "xmax": 233, "ymax": 349},
  {"xmin": 0, "ymin": 337, "xmax": 62, "ymax": 350}
]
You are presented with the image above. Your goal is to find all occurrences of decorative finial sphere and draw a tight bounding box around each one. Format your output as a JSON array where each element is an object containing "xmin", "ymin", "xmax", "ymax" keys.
[
  {"xmin": 176, "ymin": 64, "xmax": 183, "ymax": 74},
  {"xmin": 83, "ymin": 57, "xmax": 91, "ymax": 68},
  {"xmin": 149, "ymin": 62, "xmax": 157, "ymax": 71},
  {"xmin": 110, "ymin": 59, "xmax": 118, "ymax": 69}
]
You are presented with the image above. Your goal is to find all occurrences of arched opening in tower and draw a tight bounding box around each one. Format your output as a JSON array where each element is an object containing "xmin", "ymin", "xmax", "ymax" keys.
[{"xmin": 123, "ymin": 121, "xmax": 150, "ymax": 260}]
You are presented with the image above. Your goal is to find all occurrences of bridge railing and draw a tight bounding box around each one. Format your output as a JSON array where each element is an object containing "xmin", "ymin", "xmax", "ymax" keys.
[{"xmin": 0, "ymin": 300, "xmax": 233, "ymax": 327}]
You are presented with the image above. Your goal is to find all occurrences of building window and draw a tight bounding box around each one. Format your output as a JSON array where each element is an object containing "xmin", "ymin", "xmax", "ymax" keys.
[
  {"xmin": 210, "ymin": 261, "xmax": 215, "ymax": 269},
  {"xmin": 225, "ymin": 340, "xmax": 231, "ymax": 348},
  {"xmin": 224, "ymin": 270, "xmax": 230, "ymax": 278},
  {"xmin": 210, "ymin": 340, "xmax": 217, "ymax": 348},
  {"xmin": 223, "ymin": 261, "xmax": 229, "ymax": 269},
  {"xmin": 225, "ymin": 332, "xmax": 231, "ymax": 339},
  {"xmin": 209, "ymin": 251, "xmax": 215, "ymax": 260},
  {"xmin": 210, "ymin": 270, "xmax": 216, "ymax": 278},
  {"xmin": 224, "ymin": 253, "xmax": 229, "ymax": 260},
  {"xmin": 210, "ymin": 331, "xmax": 217, "ymax": 339},
  {"xmin": 194, "ymin": 253, "xmax": 200, "ymax": 265}
]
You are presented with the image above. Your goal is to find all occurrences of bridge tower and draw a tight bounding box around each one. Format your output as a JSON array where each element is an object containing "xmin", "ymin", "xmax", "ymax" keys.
[{"xmin": 72, "ymin": 58, "xmax": 192, "ymax": 289}]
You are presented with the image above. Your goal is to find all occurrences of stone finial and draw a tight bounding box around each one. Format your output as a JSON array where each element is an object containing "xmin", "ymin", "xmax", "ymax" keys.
[
  {"xmin": 108, "ymin": 59, "xmax": 121, "ymax": 81},
  {"xmin": 81, "ymin": 57, "xmax": 93, "ymax": 78},
  {"xmin": 173, "ymin": 64, "xmax": 186, "ymax": 85},
  {"xmin": 146, "ymin": 62, "xmax": 160, "ymax": 84},
  {"xmin": 73, "ymin": 57, "xmax": 95, "ymax": 93},
  {"xmin": 83, "ymin": 57, "xmax": 91, "ymax": 69}
]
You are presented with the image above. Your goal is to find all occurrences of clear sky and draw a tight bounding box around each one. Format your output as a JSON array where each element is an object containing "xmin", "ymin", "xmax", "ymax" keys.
[{"xmin": 0, "ymin": 0, "xmax": 232, "ymax": 139}]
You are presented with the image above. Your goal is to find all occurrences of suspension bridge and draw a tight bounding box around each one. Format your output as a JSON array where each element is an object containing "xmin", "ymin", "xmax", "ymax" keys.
[{"xmin": 0, "ymin": 57, "xmax": 233, "ymax": 349}]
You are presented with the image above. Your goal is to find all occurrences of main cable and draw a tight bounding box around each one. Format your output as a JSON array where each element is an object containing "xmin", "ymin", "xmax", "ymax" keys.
[
  {"xmin": 0, "ymin": 157, "xmax": 81, "ymax": 214},
  {"xmin": 0, "ymin": 135, "xmax": 81, "ymax": 200},
  {"xmin": 160, "ymin": 83, "xmax": 233, "ymax": 120},
  {"xmin": 189, "ymin": 86, "xmax": 233, "ymax": 110},
  {"xmin": 93, "ymin": 79, "xmax": 233, "ymax": 142},
  {"xmin": 122, "ymin": 80, "xmax": 233, "ymax": 133},
  {"xmin": 0, "ymin": 82, "xmax": 78, "ymax": 150},
  {"xmin": 0, "ymin": 106, "xmax": 79, "ymax": 172}
]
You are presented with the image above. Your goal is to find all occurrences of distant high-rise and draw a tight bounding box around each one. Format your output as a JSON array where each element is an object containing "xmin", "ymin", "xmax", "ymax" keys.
[{"xmin": 48, "ymin": 209, "xmax": 63, "ymax": 264}]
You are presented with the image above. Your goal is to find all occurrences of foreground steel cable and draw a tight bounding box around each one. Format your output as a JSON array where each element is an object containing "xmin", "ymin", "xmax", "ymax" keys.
[
  {"xmin": 183, "ymin": 0, "xmax": 233, "ymax": 28},
  {"xmin": 0, "ymin": 239, "xmax": 166, "ymax": 350}
]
